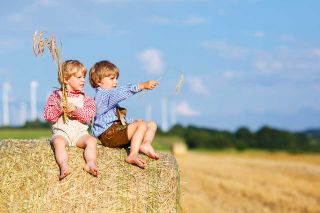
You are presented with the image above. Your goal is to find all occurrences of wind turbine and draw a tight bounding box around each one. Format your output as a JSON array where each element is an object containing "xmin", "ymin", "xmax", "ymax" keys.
[
  {"xmin": 2, "ymin": 82, "xmax": 10, "ymax": 126},
  {"xmin": 161, "ymin": 98, "xmax": 168, "ymax": 132},
  {"xmin": 30, "ymin": 80, "xmax": 38, "ymax": 121}
]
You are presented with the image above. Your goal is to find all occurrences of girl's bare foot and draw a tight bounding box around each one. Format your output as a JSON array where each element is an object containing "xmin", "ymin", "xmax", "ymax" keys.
[
  {"xmin": 125, "ymin": 154, "xmax": 146, "ymax": 169},
  {"xmin": 59, "ymin": 163, "xmax": 70, "ymax": 180},
  {"xmin": 83, "ymin": 162, "xmax": 99, "ymax": 177},
  {"xmin": 139, "ymin": 144, "xmax": 160, "ymax": 160}
]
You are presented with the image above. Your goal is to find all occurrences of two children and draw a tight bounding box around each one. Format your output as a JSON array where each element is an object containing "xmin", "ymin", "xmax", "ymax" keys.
[{"xmin": 44, "ymin": 60, "xmax": 159, "ymax": 179}]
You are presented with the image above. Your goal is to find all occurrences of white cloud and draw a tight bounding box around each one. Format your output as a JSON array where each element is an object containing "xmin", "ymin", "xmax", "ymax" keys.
[
  {"xmin": 5, "ymin": 0, "xmax": 57, "ymax": 24},
  {"xmin": 253, "ymin": 60, "xmax": 284, "ymax": 73},
  {"xmin": 252, "ymin": 31, "xmax": 265, "ymax": 38},
  {"xmin": 137, "ymin": 49, "xmax": 164, "ymax": 74},
  {"xmin": 0, "ymin": 38, "xmax": 22, "ymax": 50},
  {"xmin": 307, "ymin": 48, "xmax": 320, "ymax": 58},
  {"xmin": 182, "ymin": 16, "xmax": 207, "ymax": 25},
  {"xmin": 187, "ymin": 76, "xmax": 208, "ymax": 95},
  {"xmin": 91, "ymin": 0, "xmax": 198, "ymax": 3},
  {"xmin": 175, "ymin": 101, "xmax": 200, "ymax": 117},
  {"xmin": 279, "ymin": 35, "xmax": 296, "ymax": 43},
  {"xmin": 151, "ymin": 16, "xmax": 171, "ymax": 24},
  {"xmin": 150, "ymin": 15, "xmax": 207, "ymax": 25},
  {"xmin": 222, "ymin": 70, "xmax": 240, "ymax": 80},
  {"xmin": 201, "ymin": 41, "xmax": 249, "ymax": 59}
]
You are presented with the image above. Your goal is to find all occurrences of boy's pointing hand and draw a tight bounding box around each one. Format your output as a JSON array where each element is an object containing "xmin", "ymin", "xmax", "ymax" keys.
[{"xmin": 140, "ymin": 80, "xmax": 159, "ymax": 90}]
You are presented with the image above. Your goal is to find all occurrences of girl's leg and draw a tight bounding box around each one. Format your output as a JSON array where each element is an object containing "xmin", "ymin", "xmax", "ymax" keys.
[
  {"xmin": 51, "ymin": 136, "xmax": 70, "ymax": 180},
  {"xmin": 140, "ymin": 121, "xmax": 159, "ymax": 160},
  {"xmin": 76, "ymin": 135, "xmax": 99, "ymax": 176},
  {"xmin": 126, "ymin": 121, "xmax": 148, "ymax": 168}
]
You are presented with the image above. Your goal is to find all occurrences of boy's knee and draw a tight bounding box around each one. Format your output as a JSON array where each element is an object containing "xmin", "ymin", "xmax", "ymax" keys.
[
  {"xmin": 148, "ymin": 121, "xmax": 157, "ymax": 130},
  {"xmin": 138, "ymin": 121, "xmax": 148, "ymax": 130}
]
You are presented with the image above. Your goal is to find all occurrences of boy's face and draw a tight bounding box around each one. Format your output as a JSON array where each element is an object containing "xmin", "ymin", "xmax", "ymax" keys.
[
  {"xmin": 65, "ymin": 71, "xmax": 86, "ymax": 92},
  {"xmin": 98, "ymin": 75, "xmax": 118, "ymax": 89}
]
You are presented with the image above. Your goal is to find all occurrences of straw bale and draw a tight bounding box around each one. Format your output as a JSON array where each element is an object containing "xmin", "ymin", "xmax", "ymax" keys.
[
  {"xmin": 171, "ymin": 142, "xmax": 188, "ymax": 156},
  {"xmin": 0, "ymin": 139, "xmax": 180, "ymax": 212}
]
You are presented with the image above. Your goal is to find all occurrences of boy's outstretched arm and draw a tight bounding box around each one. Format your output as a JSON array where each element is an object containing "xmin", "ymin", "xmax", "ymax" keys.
[{"xmin": 100, "ymin": 84, "xmax": 140, "ymax": 112}]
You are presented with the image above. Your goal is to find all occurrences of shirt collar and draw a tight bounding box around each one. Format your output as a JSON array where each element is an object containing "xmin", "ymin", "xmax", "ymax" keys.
[{"xmin": 66, "ymin": 90, "xmax": 84, "ymax": 97}]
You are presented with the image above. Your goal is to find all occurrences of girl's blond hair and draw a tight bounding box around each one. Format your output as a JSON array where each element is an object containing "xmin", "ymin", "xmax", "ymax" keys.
[
  {"xmin": 59, "ymin": 60, "xmax": 87, "ymax": 84},
  {"xmin": 89, "ymin": 60, "xmax": 119, "ymax": 88}
]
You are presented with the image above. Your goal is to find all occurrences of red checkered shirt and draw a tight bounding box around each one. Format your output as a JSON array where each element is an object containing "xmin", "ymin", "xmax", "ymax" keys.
[{"xmin": 44, "ymin": 90, "xmax": 96, "ymax": 124}]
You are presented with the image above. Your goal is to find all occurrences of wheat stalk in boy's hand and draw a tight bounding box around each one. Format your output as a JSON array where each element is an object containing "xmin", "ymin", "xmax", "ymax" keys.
[
  {"xmin": 33, "ymin": 30, "xmax": 68, "ymax": 122},
  {"xmin": 176, "ymin": 72, "xmax": 184, "ymax": 94}
]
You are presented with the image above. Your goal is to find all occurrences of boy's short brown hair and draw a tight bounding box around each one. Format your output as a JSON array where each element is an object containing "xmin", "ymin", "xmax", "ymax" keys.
[
  {"xmin": 59, "ymin": 60, "xmax": 87, "ymax": 84},
  {"xmin": 89, "ymin": 60, "xmax": 119, "ymax": 88}
]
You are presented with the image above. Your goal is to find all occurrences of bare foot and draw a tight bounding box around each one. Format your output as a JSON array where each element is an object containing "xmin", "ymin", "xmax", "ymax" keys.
[
  {"xmin": 139, "ymin": 144, "xmax": 160, "ymax": 160},
  {"xmin": 59, "ymin": 163, "xmax": 70, "ymax": 180},
  {"xmin": 83, "ymin": 162, "xmax": 99, "ymax": 177},
  {"xmin": 125, "ymin": 154, "xmax": 146, "ymax": 169}
]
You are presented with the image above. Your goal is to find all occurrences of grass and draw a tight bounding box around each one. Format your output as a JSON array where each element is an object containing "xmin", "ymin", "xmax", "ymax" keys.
[
  {"xmin": 152, "ymin": 135, "xmax": 185, "ymax": 150},
  {"xmin": 0, "ymin": 128, "xmax": 51, "ymax": 139},
  {"xmin": 0, "ymin": 129, "xmax": 184, "ymax": 151}
]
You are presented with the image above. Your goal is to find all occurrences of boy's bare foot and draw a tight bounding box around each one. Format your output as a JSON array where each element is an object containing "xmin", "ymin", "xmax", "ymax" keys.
[
  {"xmin": 59, "ymin": 164, "xmax": 71, "ymax": 180},
  {"xmin": 83, "ymin": 162, "xmax": 99, "ymax": 177},
  {"xmin": 125, "ymin": 154, "xmax": 146, "ymax": 169},
  {"xmin": 139, "ymin": 144, "xmax": 160, "ymax": 160}
]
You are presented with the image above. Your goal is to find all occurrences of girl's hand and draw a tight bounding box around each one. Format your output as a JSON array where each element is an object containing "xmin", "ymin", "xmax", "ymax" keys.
[
  {"xmin": 65, "ymin": 103, "xmax": 76, "ymax": 114},
  {"xmin": 60, "ymin": 101, "xmax": 76, "ymax": 113},
  {"xmin": 140, "ymin": 80, "xmax": 159, "ymax": 90}
]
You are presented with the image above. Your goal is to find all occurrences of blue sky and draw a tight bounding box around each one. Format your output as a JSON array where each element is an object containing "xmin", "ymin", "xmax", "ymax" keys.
[{"xmin": 1, "ymin": 0, "xmax": 320, "ymax": 131}]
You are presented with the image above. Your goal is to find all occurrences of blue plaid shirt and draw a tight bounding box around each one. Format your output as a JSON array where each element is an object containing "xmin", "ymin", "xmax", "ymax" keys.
[{"xmin": 92, "ymin": 83, "xmax": 140, "ymax": 137}]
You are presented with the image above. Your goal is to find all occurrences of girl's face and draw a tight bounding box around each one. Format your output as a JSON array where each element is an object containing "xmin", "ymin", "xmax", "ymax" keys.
[
  {"xmin": 65, "ymin": 71, "xmax": 86, "ymax": 92},
  {"xmin": 98, "ymin": 74, "xmax": 118, "ymax": 89}
]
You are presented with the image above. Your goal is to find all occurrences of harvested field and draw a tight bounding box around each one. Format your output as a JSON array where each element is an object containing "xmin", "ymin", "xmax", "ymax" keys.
[
  {"xmin": 0, "ymin": 139, "xmax": 180, "ymax": 212},
  {"xmin": 177, "ymin": 151, "xmax": 320, "ymax": 213}
]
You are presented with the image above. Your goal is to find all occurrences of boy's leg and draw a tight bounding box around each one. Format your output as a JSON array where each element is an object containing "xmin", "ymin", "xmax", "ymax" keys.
[
  {"xmin": 140, "ymin": 121, "xmax": 159, "ymax": 160},
  {"xmin": 76, "ymin": 134, "xmax": 99, "ymax": 176},
  {"xmin": 51, "ymin": 135, "xmax": 70, "ymax": 180},
  {"xmin": 126, "ymin": 121, "xmax": 148, "ymax": 168}
]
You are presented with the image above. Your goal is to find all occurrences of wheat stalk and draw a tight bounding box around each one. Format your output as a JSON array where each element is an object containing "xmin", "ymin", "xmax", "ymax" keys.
[
  {"xmin": 175, "ymin": 72, "xmax": 184, "ymax": 94},
  {"xmin": 33, "ymin": 30, "xmax": 68, "ymax": 122}
]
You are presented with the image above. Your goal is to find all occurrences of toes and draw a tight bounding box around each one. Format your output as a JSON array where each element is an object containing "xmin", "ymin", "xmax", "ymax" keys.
[
  {"xmin": 153, "ymin": 153, "xmax": 160, "ymax": 160},
  {"xmin": 59, "ymin": 170, "xmax": 70, "ymax": 180},
  {"xmin": 84, "ymin": 164, "xmax": 99, "ymax": 177},
  {"xmin": 139, "ymin": 157, "xmax": 146, "ymax": 165}
]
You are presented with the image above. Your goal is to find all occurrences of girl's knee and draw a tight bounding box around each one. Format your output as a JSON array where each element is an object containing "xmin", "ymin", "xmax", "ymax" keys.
[
  {"xmin": 52, "ymin": 136, "xmax": 67, "ymax": 148},
  {"xmin": 88, "ymin": 137, "xmax": 97, "ymax": 146}
]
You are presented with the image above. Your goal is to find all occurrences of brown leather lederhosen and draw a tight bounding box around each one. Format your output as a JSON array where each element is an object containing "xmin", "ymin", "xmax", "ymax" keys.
[{"xmin": 98, "ymin": 107, "xmax": 130, "ymax": 148}]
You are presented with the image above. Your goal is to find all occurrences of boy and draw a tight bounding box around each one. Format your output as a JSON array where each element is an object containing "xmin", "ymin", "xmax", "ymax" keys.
[
  {"xmin": 89, "ymin": 60, "xmax": 159, "ymax": 168},
  {"xmin": 44, "ymin": 60, "xmax": 99, "ymax": 180}
]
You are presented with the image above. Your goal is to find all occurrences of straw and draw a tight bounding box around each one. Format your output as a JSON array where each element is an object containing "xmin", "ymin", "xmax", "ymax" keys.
[
  {"xmin": 0, "ymin": 139, "xmax": 180, "ymax": 212},
  {"xmin": 33, "ymin": 31, "xmax": 68, "ymax": 122}
]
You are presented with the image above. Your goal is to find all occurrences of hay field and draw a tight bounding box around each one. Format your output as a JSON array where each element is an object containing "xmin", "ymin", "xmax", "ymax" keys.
[{"xmin": 176, "ymin": 151, "xmax": 320, "ymax": 213}]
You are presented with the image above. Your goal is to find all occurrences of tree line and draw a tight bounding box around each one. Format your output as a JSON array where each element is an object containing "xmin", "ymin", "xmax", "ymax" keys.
[
  {"xmin": 6, "ymin": 120, "xmax": 320, "ymax": 153},
  {"xmin": 159, "ymin": 124, "xmax": 320, "ymax": 153}
]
